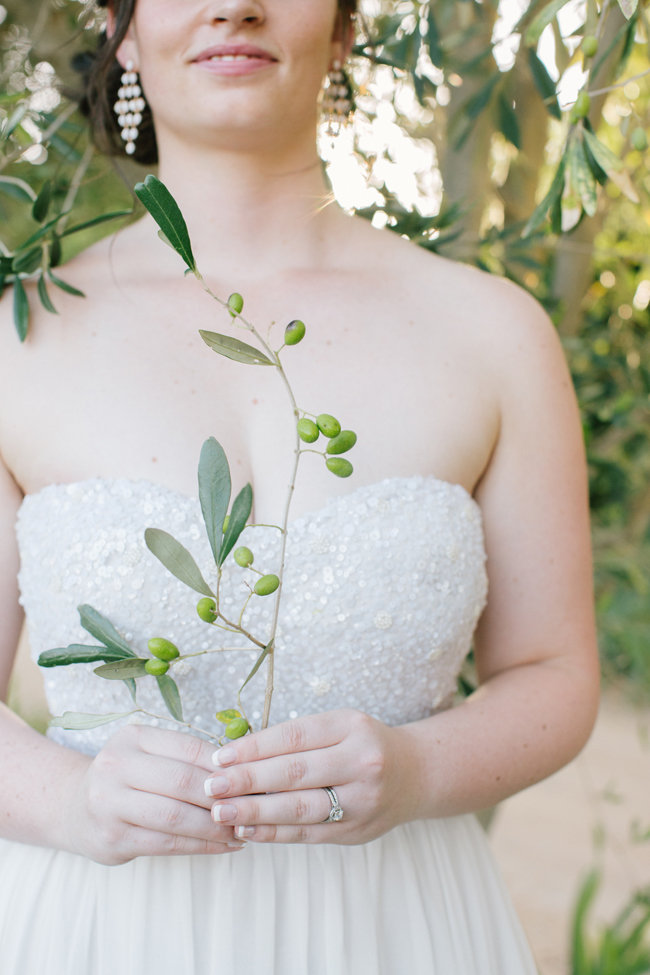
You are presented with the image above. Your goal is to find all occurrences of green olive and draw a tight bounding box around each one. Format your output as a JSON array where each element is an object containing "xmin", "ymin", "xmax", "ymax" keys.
[
  {"xmin": 254, "ymin": 573, "xmax": 280, "ymax": 595},
  {"xmin": 581, "ymin": 35, "xmax": 598, "ymax": 58},
  {"xmin": 570, "ymin": 91, "xmax": 591, "ymax": 123},
  {"xmin": 222, "ymin": 514, "xmax": 230, "ymax": 532},
  {"xmin": 326, "ymin": 430, "xmax": 357, "ymax": 455},
  {"xmin": 145, "ymin": 658, "xmax": 170, "ymax": 676},
  {"xmin": 317, "ymin": 414, "xmax": 341, "ymax": 438},
  {"xmin": 234, "ymin": 546, "xmax": 254, "ymax": 567},
  {"xmin": 284, "ymin": 319, "xmax": 306, "ymax": 345},
  {"xmin": 225, "ymin": 717, "xmax": 249, "ymax": 739},
  {"xmin": 631, "ymin": 127, "xmax": 647, "ymax": 152},
  {"xmin": 326, "ymin": 457, "xmax": 354, "ymax": 478},
  {"xmin": 196, "ymin": 597, "xmax": 217, "ymax": 623},
  {"xmin": 227, "ymin": 292, "xmax": 244, "ymax": 317},
  {"xmin": 297, "ymin": 418, "xmax": 319, "ymax": 443},
  {"xmin": 148, "ymin": 637, "xmax": 180, "ymax": 661}
]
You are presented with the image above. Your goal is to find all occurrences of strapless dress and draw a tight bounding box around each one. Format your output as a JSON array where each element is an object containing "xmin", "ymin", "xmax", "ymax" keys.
[{"xmin": 0, "ymin": 476, "xmax": 538, "ymax": 974}]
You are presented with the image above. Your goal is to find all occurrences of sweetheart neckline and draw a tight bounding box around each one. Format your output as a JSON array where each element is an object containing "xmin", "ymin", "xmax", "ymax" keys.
[{"xmin": 18, "ymin": 473, "xmax": 482, "ymax": 533}]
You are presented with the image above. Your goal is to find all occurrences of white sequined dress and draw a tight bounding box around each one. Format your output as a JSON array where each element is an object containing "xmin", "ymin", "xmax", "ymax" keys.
[{"xmin": 0, "ymin": 476, "xmax": 538, "ymax": 974}]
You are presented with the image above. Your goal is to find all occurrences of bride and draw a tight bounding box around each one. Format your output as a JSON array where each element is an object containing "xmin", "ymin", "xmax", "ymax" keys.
[{"xmin": 0, "ymin": 0, "xmax": 599, "ymax": 972}]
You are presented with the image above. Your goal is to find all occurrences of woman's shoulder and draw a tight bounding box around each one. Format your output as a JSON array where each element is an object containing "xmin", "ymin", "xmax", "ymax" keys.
[{"xmin": 344, "ymin": 211, "xmax": 557, "ymax": 347}]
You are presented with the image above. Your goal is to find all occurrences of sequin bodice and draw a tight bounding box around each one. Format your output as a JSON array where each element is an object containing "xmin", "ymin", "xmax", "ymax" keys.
[{"xmin": 16, "ymin": 477, "xmax": 487, "ymax": 753}]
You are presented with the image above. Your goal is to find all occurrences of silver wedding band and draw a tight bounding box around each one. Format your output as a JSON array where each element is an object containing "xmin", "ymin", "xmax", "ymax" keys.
[{"xmin": 322, "ymin": 786, "xmax": 344, "ymax": 823}]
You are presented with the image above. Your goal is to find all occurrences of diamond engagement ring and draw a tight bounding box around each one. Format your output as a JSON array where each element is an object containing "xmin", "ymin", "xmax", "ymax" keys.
[{"xmin": 322, "ymin": 786, "xmax": 344, "ymax": 823}]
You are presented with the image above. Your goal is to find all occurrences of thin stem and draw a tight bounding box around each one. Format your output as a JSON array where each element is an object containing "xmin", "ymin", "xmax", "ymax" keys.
[
  {"xmin": 136, "ymin": 708, "xmax": 218, "ymax": 742},
  {"xmin": 210, "ymin": 619, "xmax": 244, "ymax": 635},
  {"xmin": 192, "ymin": 274, "xmax": 304, "ymax": 729},
  {"xmin": 56, "ymin": 142, "xmax": 95, "ymax": 235},
  {"xmin": 588, "ymin": 66, "xmax": 650, "ymax": 98},
  {"xmin": 178, "ymin": 646, "xmax": 252, "ymax": 660},
  {"xmin": 216, "ymin": 609, "xmax": 267, "ymax": 650},
  {"xmin": 238, "ymin": 591, "xmax": 254, "ymax": 628}
]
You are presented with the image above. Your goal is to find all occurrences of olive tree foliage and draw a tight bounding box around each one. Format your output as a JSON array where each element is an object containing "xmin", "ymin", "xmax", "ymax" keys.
[
  {"xmin": 1, "ymin": 0, "xmax": 649, "ymax": 691},
  {"xmin": 341, "ymin": 0, "xmax": 649, "ymax": 694},
  {"xmin": 0, "ymin": 0, "xmax": 133, "ymax": 335}
]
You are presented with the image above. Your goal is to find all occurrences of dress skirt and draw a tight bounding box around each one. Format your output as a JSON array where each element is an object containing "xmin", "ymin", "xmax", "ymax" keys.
[{"xmin": 0, "ymin": 815, "xmax": 538, "ymax": 975}]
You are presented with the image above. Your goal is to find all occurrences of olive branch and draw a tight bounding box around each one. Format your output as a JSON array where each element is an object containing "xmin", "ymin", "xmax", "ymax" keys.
[{"xmin": 38, "ymin": 175, "xmax": 357, "ymax": 745}]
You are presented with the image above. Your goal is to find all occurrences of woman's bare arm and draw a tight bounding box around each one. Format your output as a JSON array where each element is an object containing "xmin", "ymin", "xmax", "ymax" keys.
[
  {"xmin": 0, "ymin": 449, "xmax": 243, "ymax": 861},
  {"xmin": 0, "ymin": 453, "xmax": 91, "ymax": 848}
]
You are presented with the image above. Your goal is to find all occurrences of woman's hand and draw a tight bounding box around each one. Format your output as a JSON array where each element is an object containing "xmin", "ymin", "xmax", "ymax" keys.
[
  {"xmin": 203, "ymin": 709, "xmax": 415, "ymax": 845},
  {"xmin": 63, "ymin": 724, "xmax": 246, "ymax": 865}
]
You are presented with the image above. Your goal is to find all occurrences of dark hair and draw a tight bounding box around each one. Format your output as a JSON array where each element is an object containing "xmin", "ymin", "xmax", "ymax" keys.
[{"xmin": 77, "ymin": 0, "xmax": 359, "ymax": 165}]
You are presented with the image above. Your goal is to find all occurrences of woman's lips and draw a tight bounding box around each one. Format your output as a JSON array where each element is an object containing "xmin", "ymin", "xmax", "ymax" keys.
[{"xmin": 193, "ymin": 45, "xmax": 277, "ymax": 76}]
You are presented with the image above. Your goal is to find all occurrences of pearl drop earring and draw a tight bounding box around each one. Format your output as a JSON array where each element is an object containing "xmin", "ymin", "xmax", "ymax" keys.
[
  {"xmin": 113, "ymin": 60, "xmax": 146, "ymax": 156},
  {"xmin": 322, "ymin": 61, "xmax": 355, "ymax": 136}
]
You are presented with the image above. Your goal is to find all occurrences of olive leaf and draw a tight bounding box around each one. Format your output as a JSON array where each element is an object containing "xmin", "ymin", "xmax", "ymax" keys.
[
  {"xmin": 582, "ymin": 128, "xmax": 623, "ymax": 173},
  {"xmin": 527, "ymin": 49, "xmax": 561, "ymax": 120},
  {"xmin": 11, "ymin": 246, "xmax": 42, "ymax": 275},
  {"xmin": 199, "ymin": 330, "xmax": 274, "ymax": 366},
  {"xmin": 524, "ymin": 0, "xmax": 572, "ymax": 45},
  {"xmin": 198, "ymin": 437, "xmax": 231, "ymax": 567},
  {"xmin": 38, "ymin": 644, "xmax": 134, "ymax": 667},
  {"xmin": 523, "ymin": 156, "xmax": 567, "ymax": 237},
  {"xmin": 47, "ymin": 270, "xmax": 85, "ymax": 298},
  {"xmin": 12, "ymin": 277, "xmax": 29, "ymax": 341},
  {"xmin": 134, "ymin": 174, "xmax": 196, "ymax": 273},
  {"xmin": 0, "ymin": 174, "xmax": 36, "ymax": 203},
  {"xmin": 14, "ymin": 210, "xmax": 130, "ymax": 259},
  {"xmin": 144, "ymin": 527, "xmax": 214, "ymax": 597},
  {"xmin": 156, "ymin": 674, "xmax": 183, "ymax": 721},
  {"xmin": 4, "ymin": 103, "xmax": 28, "ymax": 138},
  {"xmin": 59, "ymin": 210, "xmax": 132, "ymax": 239},
  {"xmin": 78, "ymin": 604, "xmax": 137, "ymax": 656},
  {"xmin": 239, "ymin": 640, "xmax": 273, "ymax": 693},
  {"xmin": 37, "ymin": 273, "xmax": 58, "ymax": 314},
  {"xmin": 496, "ymin": 91, "xmax": 521, "ymax": 150},
  {"xmin": 94, "ymin": 658, "xmax": 149, "ymax": 680},
  {"xmin": 49, "ymin": 710, "xmax": 135, "ymax": 730},
  {"xmin": 582, "ymin": 128, "xmax": 639, "ymax": 203},
  {"xmin": 426, "ymin": 7, "xmax": 443, "ymax": 66},
  {"xmin": 219, "ymin": 483, "xmax": 253, "ymax": 567},
  {"xmin": 568, "ymin": 135, "xmax": 597, "ymax": 217},
  {"xmin": 31, "ymin": 180, "xmax": 52, "ymax": 223},
  {"xmin": 216, "ymin": 709, "xmax": 242, "ymax": 723}
]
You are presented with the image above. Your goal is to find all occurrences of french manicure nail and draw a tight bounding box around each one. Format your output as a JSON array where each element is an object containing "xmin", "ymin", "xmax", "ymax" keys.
[
  {"xmin": 212, "ymin": 746, "xmax": 236, "ymax": 767},
  {"xmin": 212, "ymin": 804, "xmax": 237, "ymax": 823},
  {"xmin": 235, "ymin": 825, "xmax": 255, "ymax": 839},
  {"xmin": 204, "ymin": 776, "xmax": 229, "ymax": 797},
  {"xmin": 227, "ymin": 841, "xmax": 246, "ymax": 850}
]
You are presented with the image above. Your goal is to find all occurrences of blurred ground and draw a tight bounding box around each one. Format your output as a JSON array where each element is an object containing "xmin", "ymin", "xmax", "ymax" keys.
[{"xmin": 490, "ymin": 687, "xmax": 650, "ymax": 975}]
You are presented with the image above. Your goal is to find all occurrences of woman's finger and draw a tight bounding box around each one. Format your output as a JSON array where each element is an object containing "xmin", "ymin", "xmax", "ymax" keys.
[
  {"xmin": 231, "ymin": 823, "xmax": 350, "ymax": 845},
  {"xmin": 119, "ymin": 824, "xmax": 246, "ymax": 859},
  {"xmin": 212, "ymin": 710, "xmax": 356, "ymax": 768},
  {"xmin": 121, "ymin": 789, "xmax": 240, "ymax": 843},
  {"xmin": 127, "ymin": 752, "xmax": 216, "ymax": 810},
  {"xmin": 204, "ymin": 746, "xmax": 345, "ymax": 800},
  {"xmin": 209, "ymin": 786, "xmax": 342, "ymax": 826},
  {"xmin": 123, "ymin": 723, "xmax": 217, "ymax": 773}
]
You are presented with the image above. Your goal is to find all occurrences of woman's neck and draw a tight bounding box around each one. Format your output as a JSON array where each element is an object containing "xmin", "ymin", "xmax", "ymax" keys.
[{"xmin": 149, "ymin": 132, "xmax": 341, "ymax": 282}]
